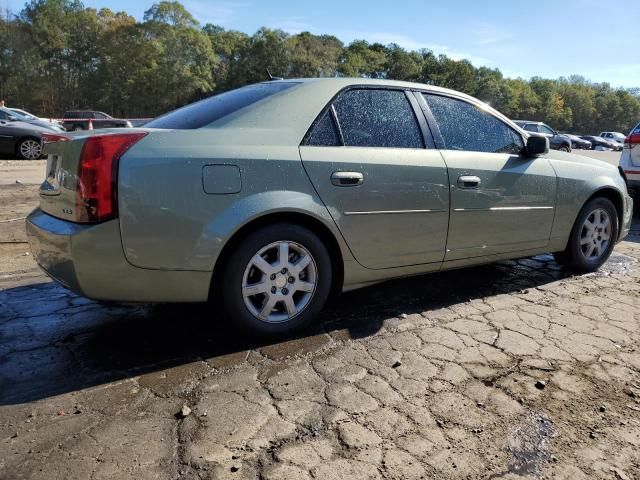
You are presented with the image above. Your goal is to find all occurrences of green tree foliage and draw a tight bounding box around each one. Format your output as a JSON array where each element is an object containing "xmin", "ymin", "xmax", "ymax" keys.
[
  {"xmin": 143, "ymin": 1, "xmax": 197, "ymax": 28},
  {"xmin": 1, "ymin": 0, "xmax": 639, "ymax": 133}
]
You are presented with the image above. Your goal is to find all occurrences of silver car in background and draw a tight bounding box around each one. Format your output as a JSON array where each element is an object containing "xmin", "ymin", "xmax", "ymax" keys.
[{"xmin": 0, "ymin": 107, "xmax": 65, "ymax": 132}]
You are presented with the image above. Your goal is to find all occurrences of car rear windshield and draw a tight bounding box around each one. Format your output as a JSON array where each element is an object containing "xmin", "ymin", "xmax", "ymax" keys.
[{"xmin": 146, "ymin": 82, "xmax": 299, "ymax": 129}]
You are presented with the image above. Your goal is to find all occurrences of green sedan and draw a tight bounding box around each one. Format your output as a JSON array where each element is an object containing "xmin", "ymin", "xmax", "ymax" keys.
[{"xmin": 27, "ymin": 78, "xmax": 633, "ymax": 336}]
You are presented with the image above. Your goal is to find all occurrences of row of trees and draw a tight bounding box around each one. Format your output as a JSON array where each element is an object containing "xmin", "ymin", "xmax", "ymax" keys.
[{"xmin": 1, "ymin": 0, "xmax": 639, "ymax": 133}]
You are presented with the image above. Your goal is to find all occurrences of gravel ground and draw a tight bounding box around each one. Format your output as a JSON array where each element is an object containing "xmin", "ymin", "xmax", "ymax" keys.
[{"xmin": 1, "ymin": 158, "xmax": 640, "ymax": 480}]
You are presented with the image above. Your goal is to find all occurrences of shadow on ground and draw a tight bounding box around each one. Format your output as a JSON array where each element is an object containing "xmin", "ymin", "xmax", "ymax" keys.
[{"xmin": 0, "ymin": 253, "xmax": 582, "ymax": 405}]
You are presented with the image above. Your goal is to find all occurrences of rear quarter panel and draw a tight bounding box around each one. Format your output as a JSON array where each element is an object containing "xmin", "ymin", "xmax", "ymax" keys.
[{"xmin": 118, "ymin": 129, "xmax": 347, "ymax": 272}]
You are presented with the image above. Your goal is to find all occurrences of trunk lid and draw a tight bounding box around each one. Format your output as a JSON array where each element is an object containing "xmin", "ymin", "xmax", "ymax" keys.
[
  {"xmin": 38, "ymin": 129, "xmax": 149, "ymax": 222},
  {"xmin": 39, "ymin": 133, "xmax": 86, "ymax": 222}
]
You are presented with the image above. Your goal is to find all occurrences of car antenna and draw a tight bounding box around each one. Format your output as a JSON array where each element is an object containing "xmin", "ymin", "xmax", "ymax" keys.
[{"xmin": 267, "ymin": 68, "xmax": 283, "ymax": 81}]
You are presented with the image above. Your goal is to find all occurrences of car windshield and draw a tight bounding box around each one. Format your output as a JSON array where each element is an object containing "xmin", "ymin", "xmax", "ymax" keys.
[{"xmin": 146, "ymin": 82, "xmax": 299, "ymax": 129}]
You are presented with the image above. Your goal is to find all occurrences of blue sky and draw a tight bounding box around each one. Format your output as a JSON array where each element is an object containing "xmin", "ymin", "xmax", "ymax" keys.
[{"xmin": 4, "ymin": 0, "xmax": 640, "ymax": 87}]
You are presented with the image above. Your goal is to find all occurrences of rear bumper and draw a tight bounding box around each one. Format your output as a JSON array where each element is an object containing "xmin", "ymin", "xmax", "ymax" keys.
[
  {"xmin": 26, "ymin": 209, "xmax": 211, "ymax": 302},
  {"xmin": 619, "ymin": 192, "xmax": 634, "ymax": 242}
]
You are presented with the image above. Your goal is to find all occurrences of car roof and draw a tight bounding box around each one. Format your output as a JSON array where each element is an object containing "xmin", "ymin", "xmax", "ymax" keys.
[
  {"xmin": 146, "ymin": 78, "xmax": 526, "ymax": 147},
  {"xmin": 271, "ymin": 77, "xmax": 477, "ymax": 97}
]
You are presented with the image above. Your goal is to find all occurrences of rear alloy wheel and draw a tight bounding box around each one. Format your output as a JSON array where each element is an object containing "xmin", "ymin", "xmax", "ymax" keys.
[
  {"xmin": 554, "ymin": 197, "xmax": 618, "ymax": 272},
  {"xmin": 18, "ymin": 138, "xmax": 42, "ymax": 160},
  {"xmin": 221, "ymin": 223, "xmax": 332, "ymax": 337},
  {"xmin": 559, "ymin": 145, "xmax": 571, "ymax": 152}
]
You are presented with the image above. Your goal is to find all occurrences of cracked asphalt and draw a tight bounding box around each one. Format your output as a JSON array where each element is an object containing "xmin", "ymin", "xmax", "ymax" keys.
[{"xmin": 1, "ymin": 166, "xmax": 640, "ymax": 479}]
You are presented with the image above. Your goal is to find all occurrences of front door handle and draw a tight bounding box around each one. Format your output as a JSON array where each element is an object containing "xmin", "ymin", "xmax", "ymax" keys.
[
  {"xmin": 457, "ymin": 175, "xmax": 481, "ymax": 188},
  {"xmin": 331, "ymin": 171, "xmax": 364, "ymax": 187}
]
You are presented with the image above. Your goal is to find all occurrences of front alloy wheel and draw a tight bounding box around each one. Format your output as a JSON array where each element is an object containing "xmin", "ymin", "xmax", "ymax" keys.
[
  {"xmin": 18, "ymin": 139, "xmax": 42, "ymax": 160},
  {"xmin": 221, "ymin": 223, "xmax": 332, "ymax": 337},
  {"xmin": 554, "ymin": 197, "xmax": 618, "ymax": 272},
  {"xmin": 578, "ymin": 208, "xmax": 611, "ymax": 261}
]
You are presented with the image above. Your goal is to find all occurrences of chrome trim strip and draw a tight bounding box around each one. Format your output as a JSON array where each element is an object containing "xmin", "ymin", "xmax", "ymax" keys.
[
  {"xmin": 453, "ymin": 206, "xmax": 554, "ymax": 212},
  {"xmin": 344, "ymin": 209, "xmax": 445, "ymax": 216}
]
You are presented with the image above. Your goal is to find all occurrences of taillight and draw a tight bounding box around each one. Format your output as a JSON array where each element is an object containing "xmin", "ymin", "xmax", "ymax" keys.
[
  {"xmin": 41, "ymin": 133, "xmax": 70, "ymax": 144},
  {"xmin": 75, "ymin": 132, "xmax": 147, "ymax": 223},
  {"xmin": 625, "ymin": 133, "xmax": 640, "ymax": 147}
]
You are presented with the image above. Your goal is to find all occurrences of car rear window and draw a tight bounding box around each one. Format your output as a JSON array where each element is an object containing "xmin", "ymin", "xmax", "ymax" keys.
[{"xmin": 146, "ymin": 82, "xmax": 299, "ymax": 129}]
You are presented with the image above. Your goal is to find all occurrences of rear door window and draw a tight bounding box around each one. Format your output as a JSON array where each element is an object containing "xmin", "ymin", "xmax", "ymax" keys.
[
  {"xmin": 332, "ymin": 89, "xmax": 424, "ymax": 148},
  {"xmin": 424, "ymin": 94, "xmax": 523, "ymax": 154},
  {"xmin": 146, "ymin": 82, "xmax": 299, "ymax": 129}
]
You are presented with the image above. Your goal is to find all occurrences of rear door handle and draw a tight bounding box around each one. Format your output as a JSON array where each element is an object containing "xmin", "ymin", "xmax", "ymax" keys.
[
  {"xmin": 331, "ymin": 171, "xmax": 364, "ymax": 187},
  {"xmin": 457, "ymin": 175, "xmax": 481, "ymax": 188}
]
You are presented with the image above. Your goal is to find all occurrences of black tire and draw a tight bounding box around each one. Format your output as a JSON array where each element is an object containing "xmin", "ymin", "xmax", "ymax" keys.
[
  {"xmin": 555, "ymin": 197, "xmax": 618, "ymax": 272},
  {"xmin": 73, "ymin": 125, "xmax": 84, "ymax": 131},
  {"xmin": 220, "ymin": 223, "xmax": 332, "ymax": 337},
  {"xmin": 559, "ymin": 145, "xmax": 571, "ymax": 153}
]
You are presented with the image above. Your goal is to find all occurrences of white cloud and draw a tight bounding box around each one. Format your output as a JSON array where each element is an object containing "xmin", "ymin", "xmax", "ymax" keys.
[
  {"xmin": 335, "ymin": 30, "xmax": 491, "ymax": 66},
  {"xmin": 579, "ymin": 63, "xmax": 640, "ymax": 88},
  {"xmin": 272, "ymin": 16, "xmax": 313, "ymax": 34},
  {"xmin": 472, "ymin": 22, "xmax": 513, "ymax": 46},
  {"xmin": 182, "ymin": 0, "xmax": 248, "ymax": 26}
]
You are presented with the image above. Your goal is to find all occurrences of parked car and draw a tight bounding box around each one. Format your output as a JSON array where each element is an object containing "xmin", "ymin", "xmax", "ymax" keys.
[
  {"xmin": 564, "ymin": 134, "xmax": 592, "ymax": 150},
  {"xmin": 580, "ymin": 135, "xmax": 621, "ymax": 151},
  {"xmin": 0, "ymin": 107, "xmax": 65, "ymax": 132},
  {"xmin": 513, "ymin": 120, "xmax": 572, "ymax": 152},
  {"xmin": 27, "ymin": 79, "xmax": 633, "ymax": 336},
  {"xmin": 0, "ymin": 119, "xmax": 51, "ymax": 159},
  {"xmin": 600, "ymin": 131, "xmax": 626, "ymax": 146},
  {"xmin": 62, "ymin": 110, "xmax": 132, "ymax": 131},
  {"xmin": 9, "ymin": 108, "xmax": 60, "ymax": 126},
  {"xmin": 619, "ymin": 122, "xmax": 640, "ymax": 196}
]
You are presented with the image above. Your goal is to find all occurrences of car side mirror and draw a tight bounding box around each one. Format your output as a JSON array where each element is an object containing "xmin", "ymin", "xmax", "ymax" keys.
[
  {"xmin": 524, "ymin": 135, "xmax": 549, "ymax": 156},
  {"xmin": 7, "ymin": 115, "xmax": 17, "ymax": 121}
]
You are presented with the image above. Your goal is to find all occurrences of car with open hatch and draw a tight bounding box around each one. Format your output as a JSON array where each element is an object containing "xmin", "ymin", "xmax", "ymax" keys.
[{"xmin": 27, "ymin": 78, "xmax": 633, "ymax": 336}]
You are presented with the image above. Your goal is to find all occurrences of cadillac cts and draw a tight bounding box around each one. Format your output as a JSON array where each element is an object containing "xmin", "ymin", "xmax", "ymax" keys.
[{"xmin": 27, "ymin": 79, "xmax": 633, "ymax": 336}]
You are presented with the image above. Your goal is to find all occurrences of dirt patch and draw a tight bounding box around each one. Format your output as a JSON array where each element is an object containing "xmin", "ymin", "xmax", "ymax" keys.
[{"xmin": 0, "ymin": 183, "xmax": 39, "ymax": 243}]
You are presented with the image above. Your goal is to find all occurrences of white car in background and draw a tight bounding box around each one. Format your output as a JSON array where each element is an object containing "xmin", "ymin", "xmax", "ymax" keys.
[
  {"xmin": 9, "ymin": 108, "xmax": 62, "ymax": 128},
  {"xmin": 601, "ymin": 131, "xmax": 626, "ymax": 148},
  {"xmin": 619, "ymin": 123, "xmax": 640, "ymax": 196}
]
